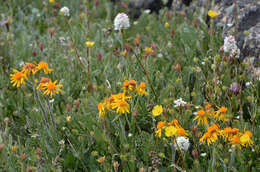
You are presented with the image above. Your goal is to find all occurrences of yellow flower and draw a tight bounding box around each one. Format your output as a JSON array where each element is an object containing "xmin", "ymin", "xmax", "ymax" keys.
[
  {"xmin": 144, "ymin": 47, "xmax": 152, "ymax": 54},
  {"xmin": 215, "ymin": 106, "xmax": 227, "ymax": 121},
  {"xmin": 66, "ymin": 116, "xmax": 71, "ymax": 122},
  {"xmin": 200, "ymin": 124, "xmax": 219, "ymax": 145},
  {"xmin": 42, "ymin": 80, "xmax": 63, "ymax": 98},
  {"xmin": 121, "ymin": 50, "xmax": 127, "ymax": 57},
  {"xmin": 165, "ymin": 126, "xmax": 177, "ymax": 137},
  {"xmin": 193, "ymin": 109, "xmax": 208, "ymax": 126},
  {"xmin": 136, "ymin": 82, "xmax": 148, "ymax": 96},
  {"xmin": 111, "ymin": 99, "xmax": 130, "ymax": 114},
  {"xmin": 85, "ymin": 41, "xmax": 95, "ymax": 48},
  {"xmin": 10, "ymin": 69, "xmax": 28, "ymax": 88},
  {"xmin": 240, "ymin": 131, "xmax": 253, "ymax": 147},
  {"xmin": 97, "ymin": 102, "xmax": 106, "ymax": 117},
  {"xmin": 37, "ymin": 77, "xmax": 50, "ymax": 90},
  {"xmin": 49, "ymin": 0, "xmax": 55, "ymax": 4},
  {"xmin": 152, "ymin": 105, "xmax": 163, "ymax": 117},
  {"xmin": 97, "ymin": 156, "xmax": 105, "ymax": 163},
  {"xmin": 208, "ymin": 10, "xmax": 218, "ymax": 19},
  {"xmin": 155, "ymin": 121, "xmax": 166, "ymax": 138},
  {"xmin": 164, "ymin": 22, "xmax": 169, "ymax": 28},
  {"xmin": 11, "ymin": 146, "xmax": 18, "ymax": 153},
  {"xmin": 36, "ymin": 61, "xmax": 53, "ymax": 74},
  {"xmin": 21, "ymin": 63, "xmax": 37, "ymax": 75}
]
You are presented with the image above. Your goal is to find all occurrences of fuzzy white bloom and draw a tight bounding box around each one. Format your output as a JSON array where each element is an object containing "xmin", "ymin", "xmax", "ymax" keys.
[
  {"xmin": 200, "ymin": 153, "xmax": 207, "ymax": 157},
  {"xmin": 174, "ymin": 136, "xmax": 190, "ymax": 152},
  {"xmin": 60, "ymin": 6, "xmax": 70, "ymax": 16},
  {"xmin": 174, "ymin": 98, "xmax": 187, "ymax": 108},
  {"xmin": 114, "ymin": 13, "xmax": 130, "ymax": 30},
  {"xmin": 223, "ymin": 35, "xmax": 240, "ymax": 58}
]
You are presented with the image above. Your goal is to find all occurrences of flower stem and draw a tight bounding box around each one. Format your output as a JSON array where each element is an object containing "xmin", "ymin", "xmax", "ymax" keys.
[
  {"xmin": 133, "ymin": 51, "xmax": 158, "ymax": 101},
  {"xmin": 211, "ymin": 147, "xmax": 216, "ymax": 172},
  {"xmin": 228, "ymin": 148, "xmax": 235, "ymax": 172}
]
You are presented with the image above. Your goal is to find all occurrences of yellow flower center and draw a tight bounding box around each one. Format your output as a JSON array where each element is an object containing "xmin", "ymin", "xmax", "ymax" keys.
[
  {"xmin": 197, "ymin": 110, "xmax": 205, "ymax": 117},
  {"xmin": 14, "ymin": 72, "xmax": 23, "ymax": 80},
  {"xmin": 47, "ymin": 82, "xmax": 56, "ymax": 91},
  {"xmin": 119, "ymin": 100, "xmax": 127, "ymax": 107}
]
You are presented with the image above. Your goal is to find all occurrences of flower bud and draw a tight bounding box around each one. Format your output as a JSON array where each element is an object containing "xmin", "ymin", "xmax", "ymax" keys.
[
  {"xmin": 229, "ymin": 82, "xmax": 241, "ymax": 95},
  {"xmin": 4, "ymin": 117, "xmax": 9, "ymax": 124},
  {"xmin": 192, "ymin": 149, "xmax": 198, "ymax": 159},
  {"xmin": 97, "ymin": 53, "xmax": 102, "ymax": 62},
  {"xmin": 113, "ymin": 161, "xmax": 120, "ymax": 172},
  {"xmin": 49, "ymin": 27, "xmax": 55, "ymax": 38},
  {"xmin": 73, "ymin": 99, "xmax": 80, "ymax": 110},
  {"xmin": 32, "ymin": 50, "xmax": 37, "ymax": 57},
  {"xmin": 36, "ymin": 148, "xmax": 42, "ymax": 156},
  {"xmin": 139, "ymin": 168, "xmax": 145, "ymax": 172},
  {"xmin": 20, "ymin": 153, "xmax": 27, "ymax": 161},
  {"xmin": 39, "ymin": 42, "xmax": 43, "ymax": 52},
  {"xmin": 0, "ymin": 143, "xmax": 4, "ymax": 152}
]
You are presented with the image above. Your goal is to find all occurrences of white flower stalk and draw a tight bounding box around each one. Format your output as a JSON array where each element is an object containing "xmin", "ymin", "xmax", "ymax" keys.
[
  {"xmin": 174, "ymin": 136, "xmax": 190, "ymax": 152},
  {"xmin": 60, "ymin": 6, "xmax": 70, "ymax": 16},
  {"xmin": 223, "ymin": 35, "xmax": 240, "ymax": 58},
  {"xmin": 174, "ymin": 98, "xmax": 187, "ymax": 108},
  {"xmin": 114, "ymin": 13, "xmax": 130, "ymax": 31}
]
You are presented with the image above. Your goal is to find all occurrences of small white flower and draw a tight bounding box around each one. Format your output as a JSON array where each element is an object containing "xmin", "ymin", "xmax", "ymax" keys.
[
  {"xmin": 245, "ymin": 82, "xmax": 252, "ymax": 87},
  {"xmin": 195, "ymin": 106, "xmax": 200, "ymax": 109},
  {"xmin": 235, "ymin": 116, "xmax": 240, "ymax": 119},
  {"xmin": 174, "ymin": 136, "xmax": 190, "ymax": 152},
  {"xmin": 200, "ymin": 153, "xmax": 207, "ymax": 157},
  {"xmin": 49, "ymin": 99, "xmax": 54, "ymax": 103},
  {"xmin": 224, "ymin": 35, "xmax": 240, "ymax": 58},
  {"xmin": 60, "ymin": 6, "xmax": 70, "ymax": 16},
  {"xmin": 114, "ymin": 13, "xmax": 130, "ymax": 30},
  {"xmin": 144, "ymin": 9, "xmax": 151, "ymax": 14},
  {"xmin": 201, "ymin": 62, "xmax": 205, "ymax": 65},
  {"xmin": 128, "ymin": 133, "xmax": 133, "ymax": 137},
  {"xmin": 31, "ymin": 133, "xmax": 39, "ymax": 138},
  {"xmin": 133, "ymin": 21, "xmax": 138, "ymax": 25},
  {"xmin": 19, "ymin": 61, "xmax": 25, "ymax": 67},
  {"xmin": 59, "ymin": 140, "xmax": 65, "ymax": 145},
  {"xmin": 174, "ymin": 98, "xmax": 187, "ymax": 108}
]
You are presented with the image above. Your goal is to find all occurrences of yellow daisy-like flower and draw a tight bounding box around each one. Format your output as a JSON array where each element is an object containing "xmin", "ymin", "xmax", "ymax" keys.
[
  {"xmin": 152, "ymin": 105, "xmax": 163, "ymax": 117},
  {"xmin": 240, "ymin": 131, "xmax": 254, "ymax": 147},
  {"xmin": 36, "ymin": 61, "xmax": 53, "ymax": 74},
  {"xmin": 200, "ymin": 124, "xmax": 219, "ymax": 145},
  {"xmin": 144, "ymin": 47, "xmax": 152, "ymax": 54},
  {"xmin": 164, "ymin": 22, "xmax": 169, "ymax": 28},
  {"xmin": 85, "ymin": 41, "xmax": 95, "ymax": 48},
  {"xmin": 121, "ymin": 50, "xmax": 127, "ymax": 57},
  {"xmin": 42, "ymin": 80, "xmax": 63, "ymax": 98},
  {"xmin": 66, "ymin": 116, "xmax": 71, "ymax": 122},
  {"xmin": 155, "ymin": 121, "xmax": 166, "ymax": 138},
  {"xmin": 10, "ymin": 69, "xmax": 28, "ymax": 88},
  {"xmin": 49, "ymin": 0, "xmax": 55, "ymax": 4},
  {"xmin": 193, "ymin": 109, "xmax": 208, "ymax": 126},
  {"xmin": 230, "ymin": 135, "xmax": 242, "ymax": 149},
  {"xmin": 215, "ymin": 106, "xmax": 227, "ymax": 121},
  {"xmin": 165, "ymin": 126, "xmax": 177, "ymax": 137},
  {"xmin": 97, "ymin": 156, "xmax": 105, "ymax": 163},
  {"xmin": 37, "ymin": 77, "xmax": 50, "ymax": 90},
  {"xmin": 136, "ymin": 82, "xmax": 148, "ymax": 96},
  {"xmin": 208, "ymin": 10, "xmax": 218, "ymax": 19},
  {"xmin": 21, "ymin": 63, "xmax": 37, "ymax": 75},
  {"xmin": 111, "ymin": 99, "xmax": 130, "ymax": 114},
  {"xmin": 97, "ymin": 102, "xmax": 106, "ymax": 117}
]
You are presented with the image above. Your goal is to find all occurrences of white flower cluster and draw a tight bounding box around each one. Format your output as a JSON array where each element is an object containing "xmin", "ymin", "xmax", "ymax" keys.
[
  {"xmin": 174, "ymin": 98, "xmax": 187, "ymax": 108},
  {"xmin": 174, "ymin": 136, "xmax": 190, "ymax": 152},
  {"xmin": 60, "ymin": 6, "xmax": 70, "ymax": 17},
  {"xmin": 224, "ymin": 35, "xmax": 240, "ymax": 58},
  {"xmin": 114, "ymin": 13, "xmax": 130, "ymax": 30}
]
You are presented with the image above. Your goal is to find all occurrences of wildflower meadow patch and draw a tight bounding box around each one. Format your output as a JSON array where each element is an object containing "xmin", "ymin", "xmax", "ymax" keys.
[{"xmin": 0, "ymin": 0, "xmax": 259, "ymax": 171}]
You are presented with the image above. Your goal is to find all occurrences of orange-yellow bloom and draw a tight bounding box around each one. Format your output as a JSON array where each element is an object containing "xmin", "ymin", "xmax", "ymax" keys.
[
  {"xmin": 37, "ymin": 77, "xmax": 50, "ymax": 90},
  {"xmin": 155, "ymin": 121, "xmax": 166, "ymax": 138},
  {"xmin": 240, "ymin": 131, "xmax": 254, "ymax": 147},
  {"xmin": 36, "ymin": 61, "xmax": 53, "ymax": 74},
  {"xmin": 42, "ymin": 80, "xmax": 63, "ymax": 98},
  {"xmin": 200, "ymin": 124, "xmax": 220, "ymax": 145},
  {"xmin": 165, "ymin": 126, "xmax": 177, "ymax": 137},
  {"xmin": 111, "ymin": 99, "xmax": 130, "ymax": 114},
  {"xmin": 98, "ymin": 102, "xmax": 106, "ymax": 117},
  {"xmin": 21, "ymin": 63, "xmax": 37, "ymax": 75},
  {"xmin": 10, "ymin": 69, "xmax": 28, "ymax": 88},
  {"xmin": 215, "ymin": 106, "xmax": 228, "ymax": 121},
  {"xmin": 136, "ymin": 82, "xmax": 148, "ymax": 96},
  {"xmin": 193, "ymin": 110, "xmax": 208, "ymax": 126}
]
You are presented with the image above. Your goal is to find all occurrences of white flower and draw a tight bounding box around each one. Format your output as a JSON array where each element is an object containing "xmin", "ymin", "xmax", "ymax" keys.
[
  {"xmin": 114, "ymin": 13, "xmax": 130, "ymax": 30},
  {"xmin": 144, "ymin": 9, "xmax": 151, "ymax": 14},
  {"xmin": 59, "ymin": 140, "xmax": 65, "ymax": 145},
  {"xmin": 174, "ymin": 136, "xmax": 190, "ymax": 152},
  {"xmin": 200, "ymin": 153, "xmax": 207, "ymax": 157},
  {"xmin": 245, "ymin": 82, "xmax": 252, "ymax": 87},
  {"xmin": 60, "ymin": 6, "xmax": 70, "ymax": 16},
  {"xmin": 223, "ymin": 35, "xmax": 240, "ymax": 58},
  {"xmin": 128, "ymin": 133, "xmax": 133, "ymax": 137},
  {"xmin": 174, "ymin": 98, "xmax": 187, "ymax": 108}
]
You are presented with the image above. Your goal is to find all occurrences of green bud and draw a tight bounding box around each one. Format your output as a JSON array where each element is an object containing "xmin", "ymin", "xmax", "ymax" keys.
[
  {"xmin": 90, "ymin": 131, "xmax": 94, "ymax": 136},
  {"xmin": 193, "ymin": 57, "xmax": 198, "ymax": 63},
  {"xmin": 217, "ymin": 144, "xmax": 223, "ymax": 149},
  {"xmin": 243, "ymin": 30, "xmax": 249, "ymax": 36},
  {"xmin": 169, "ymin": 109, "xmax": 174, "ymax": 115},
  {"xmin": 211, "ymin": 64, "xmax": 216, "ymax": 70},
  {"xmin": 215, "ymin": 55, "xmax": 221, "ymax": 63},
  {"xmin": 176, "ymin": 78, "xmax": 182, "ymax": 83},
  {"xmin": 91, "ymin": 151, "xmax": 98, "ymax": 157},
  {"xmin": 158, "ymin": 152, "xmax": 165, "ymax": 158},
  {"xmin": 71, "ymin": 129, "xmax": 79, "ymax": 135},
  {"xmin": 68, "ymin": 96, "xmax": 73, "ymax": 102},
  {"xmin": 191, "ymin": 92, "xmax": 196, "ymax": 97},
  {"xmin": 124, "ymin": 144, "xmax": 130, "ymax": 150},
  {"xmin": 120, "ymin": 154, "xmax": 127, "ymax": 161},
  {"xmin": 222, "ymin": 86, "xmax": 227, "ymax": 91},
  {"xmin": 247, "ymin": 96, "xmax": 253, "ymax": 101},
  {"xmin": 155, "ymin": 71, "xmax": 161, "ymax": 78},
  {"xmin": 224, "ymin": 158, "xmax": 229, "ymax": 164},
  {"xmin": 163, "ymin": 98, "xmax": 168, "ymax": 105}
]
